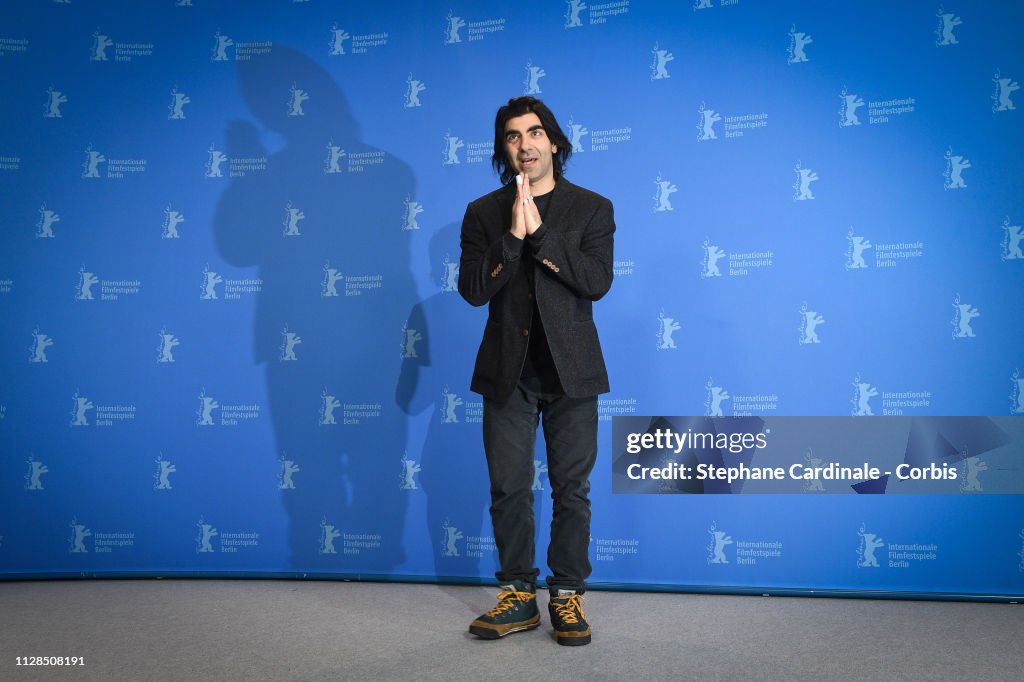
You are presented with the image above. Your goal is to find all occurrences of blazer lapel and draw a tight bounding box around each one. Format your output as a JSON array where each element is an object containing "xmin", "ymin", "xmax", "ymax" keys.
[{"xmin": 540, "ymin": 179, "xmax": 577, "ymax": 232}]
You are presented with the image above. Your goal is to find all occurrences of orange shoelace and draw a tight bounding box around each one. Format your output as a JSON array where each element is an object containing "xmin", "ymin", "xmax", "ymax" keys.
[
  {"xmin": 551, "ymin": 594, "xmax": 586, "ymax": 624},
  {"xmin": 485, "ymin": 590, "xmax": 534, "ymax": 617}
]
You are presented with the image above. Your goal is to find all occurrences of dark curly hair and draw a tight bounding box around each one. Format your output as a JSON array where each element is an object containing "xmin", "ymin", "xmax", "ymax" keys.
[{"xmin": 491, "ymin": 96, "xmax": 572, "ymax": 185}]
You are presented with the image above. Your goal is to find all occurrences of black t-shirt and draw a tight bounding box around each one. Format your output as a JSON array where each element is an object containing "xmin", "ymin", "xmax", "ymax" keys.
[{"xmin": 519, "ymin": 190, "xmax": 564, "ymax": 394}]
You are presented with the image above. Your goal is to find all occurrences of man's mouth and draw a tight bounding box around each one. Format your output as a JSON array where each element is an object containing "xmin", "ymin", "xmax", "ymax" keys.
[{"xmin": 519, "ymin": 157, "xmax": 537, "ymax": 169}]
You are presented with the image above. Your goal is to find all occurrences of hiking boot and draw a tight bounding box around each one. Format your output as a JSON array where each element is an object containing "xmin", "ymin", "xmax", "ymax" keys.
[
  {"xmin": 468, "ymin": 581, "xmax": 540, "ymax": 639},
  {"xmin": 548, "ymin": 589, "xmax": 591, "ymax": 646}
]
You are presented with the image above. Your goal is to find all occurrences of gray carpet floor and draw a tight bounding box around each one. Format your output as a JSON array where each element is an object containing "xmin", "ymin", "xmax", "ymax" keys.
[{"xmin": 1, "ymin": 579, "xmax": 1021, "ymax": 681}]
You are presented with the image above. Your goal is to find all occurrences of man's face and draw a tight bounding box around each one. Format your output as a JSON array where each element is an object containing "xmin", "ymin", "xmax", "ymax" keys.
[{"xmin": 504, "ymin": 112, "xmax": 558, "ymax": 191}]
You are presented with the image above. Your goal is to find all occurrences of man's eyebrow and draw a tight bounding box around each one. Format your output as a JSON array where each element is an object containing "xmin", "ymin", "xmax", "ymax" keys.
[{"xmin": 505, "ymin": 124, "xmax": 545, "ymax": 136}]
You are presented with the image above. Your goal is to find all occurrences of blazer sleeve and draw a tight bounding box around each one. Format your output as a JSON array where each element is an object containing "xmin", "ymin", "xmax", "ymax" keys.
[
  {"xmin": 530, "ymin": 196, "xmax": 615, "ymax": 301},
  {"xmin": 457, "ymin": 200, "xmax": 524, "ymax": 307}
]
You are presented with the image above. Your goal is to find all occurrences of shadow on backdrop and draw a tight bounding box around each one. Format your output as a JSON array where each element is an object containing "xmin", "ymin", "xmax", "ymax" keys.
[{"xmin": 214, "ymin": 45, "xmax": 415, "ymax": 573}]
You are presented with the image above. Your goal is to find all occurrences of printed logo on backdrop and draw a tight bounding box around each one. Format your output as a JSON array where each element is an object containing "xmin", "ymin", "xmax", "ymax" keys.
[
  {"xmin": 318, "ymin": 518, "xmax": 341, "ymax": 553},
  {"xmin": 704, "ymin": 379, "xmax": 730, "ymax": 416},
  {"xmin": 35, "ymin": 204, "xmax": 60, "ymax": 238},
  {"xmin": 69, "ymin": 518, "xmax": 134, "ymax": 554},
  {"xmin": 152, "ymin": 454, "xmax": 176, "ymax": 490},
  {"xmin": 792, "ymin": 162, "xmax": 818, "ymax": 201},
  {"xmin": 0, "ymin": 37, "xmax": 30, "ymax": 56},
  {"xmin": 327, "ymin": 25, "xmax": 388, "ymax": 56},
  {"xmin": 320, "ymin": 262, "xmax": 383, "ymax": 297},
  {"xmin": 157, "ymin": 328, "xmax": 179, "ymax": 363},
  {"xmin": 656, "ymin": 310, "xmax": 680, "ymax": 350},
  {"xmin": 0, "ymin": 279, "xmax": 11, "ymax": 294},
  {"xmin": 850, "ymin": 374, "xmax": 931, "ymax": 416},
  {"xmin": 798, "ymin": 303, "xmax": 825, "ymax": 344},
  {"xmin": 400, "ymin": 453, "xmax": 421, "ymax": 490},
  {"xmin": 74, "ymin": 266, "xmax": 141, "ymax": 301},
  {"xmin": 319, "ymin": 389, "xmax": 341, "ymax": 425},
  {"xmin": 29, "ymin": 328, "xmax": 54, "ymax": 363},
  {"xmin": 278, "ymin": 454, "xmax": 299, "ymax": 490},
  {"xmin": 90, "ymin": 29, "xmax": 152, "ymax": 62},
  {"xmin": 441, "ymin": 519, "xmax": 464, "ymax": 556},
  {"xmin": 593, "ymin": 536, "xmax": 639, "ymax": 563},
  {"xmin": 436, "ymin": 385, "xmax": 475, "ymax": 421},
  {"xmin": 68, "ymin": 519, "xmax": 91, "ymax": 553},
  {"xmin": 565, "ymin": 0, "xmax": 631, "ymax": 28},
  {"xmin": 442, "ymin": 131, "xmax": 490, "ymax": 165},
  {"xmin": 404, "ymin": 75, "xmax": 426, "ymax": 108},
  {"xmin": 531, "ymin": 460, "xmax": 548, "ymax": 491},
  {"xmin": 162, "ymin": 205, "xmax": 185, "ymax": 239},
  {"xmin": 200, "ymin": 265, "xmax": 262, "ymax": 300},
  {"xmin": 1011, "ymin": 369, "xmax": 1024, "ymax": 415},
  {"xmin": 701, "ymin": 239, "xmax": 773, "ymax": 277},
  {"xmin": 323, "ymin": 141, "xmax": 384, "ymax": 173},
  {"xmin": 613, "ymin": 258, "xmax": 634, "ymax": 277},
  {"xmin": 328, "ymin": 27, "xmax": 350, "ymax": 55},
  {"xmin": 444, "ymin": 10, "xmax": 505, "ymax": 44},
  {"xmin": 650, "ymin": 43, "xmax": 673, "ymax": 80},
  {"xmin": 44, "ymin": 86, "xmax": 67, "ymax": 118},
  {"xmin": 598, "ymin": 397, "xmax": 637, "ymax": 422},
  {"xmin": 24, "ymin": 456, "xmax": 48, "ymax": 491},
  {"xmin": 153, "ymin": 455, "xmax": 176, "ymax": 490},
  {"xmin": 210, "ymin": 32, "xmax": 271, "ymax": 61},
  {"xmin": 704, "ymin": 378, "xmax": 778, "ymax": 417},
  {"xmin": 402, "ymin": 196, "xmax": 423, "ymax": 230},
  {"xmin": 934, "ymin": 7, "xmax": 962, "ymax": 47},
  {"xmin": 195, "ymin": 389, "xmax": 260, "ymax": 427},
  {"xmin": 81, "ymin": 145, "xmax": 147, "ymax": 179},
  {"xmin": 168, "ymin": 87, "xmax": 190, "ymax": 119},
  {"xmin": 196, "ymin": 518, "xmax": 259, "ymax": 553},
  {"xmin": 69, "ymin": 391, "xmax": 136, "ymax": 427},
  {"xmin": 838, "ymin": 87, "xmax": 915, "ymax": 127},
  {"xmin": 439, "ymin": 254, "xmax": 460, "ymax": 292},
  {"xmin": 787, "ymin": 25, "xmax": 812, "ymax": 64},
  {"xmin": 318, "ymin": 520, "xmax": 383, "ymax": 556},
  {"xmin": 950, "ymin": 295, "xmax": 980, "ymax": 339},
  {"xmin": 523, "ymin": 60, "xmax": 546, "ymax": 94},
  {"xmin": 653, "ymin": 174, "xmax": 677, "ymax": 212},
  {"xmin": 694, "ymin": 0, "xmax": 740, "ymax": 10},
  {"xmin": 567, "ymin": 115, "xmax": 630, "ymax": 152},
  {"xmin": 567, "ymin": 117, "xmax": 588, "ymax": 152},
  {"xmin": 400, "ymin": 322, "xmax": 423, "ymax": 359},
  {"xmin": 0, "ymin": 155, "xmax": 21, "ymax": 171},
  {"xmin": 706, "ymin": 522, "xmax": 781, "ymax": 566},
  {"xmin": 958, "ymin": 451, "xmax": 987, "ymax": 492},
  {"xmin": 287, "ymin": 84, "xmax": 309, "ymax": 117},
  {"xmin": 1002, "ymin": 217, "xmax": 1024, "ymax": 260},
  {"xmin": 206, "ymin": 145, "xmax": 267, "ymax": 178},
  {"xmin": 844, "ymin": 229, "xmax": 923, "ymax": 269},
  {"xmin": 280, "ymin": 325, "xmax": 301, "ymax": 361},
  {"xmin": 991, "ymin": 71, "xmax": 1019, "ymax": 112},
  {"xmin": 943, "ymin": 147, "xmax": 970, "ymax": 189},
  {"xmin": 857, "ymin": 523, "xmax": 938, "ymax": 569},
  {"xmin": 441, "ymin": 519, "xmax": 496, "ymax": 559},
  {"xmin": 282, "ymin": 202, "xmax": 304, "ymax": 236},
  {"xmin": 697, "ymin": 102, "xmax": 767, "ymax": 140},
  {"xmin": 802, "ymin": 450, "xmax": 826, "ymax": 492}
]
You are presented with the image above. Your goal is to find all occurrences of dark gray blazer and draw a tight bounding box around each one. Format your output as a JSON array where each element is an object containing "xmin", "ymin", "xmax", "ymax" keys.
[{"xmin": 458, "ymin": 178, "xmax": 615, "ymax": 402}]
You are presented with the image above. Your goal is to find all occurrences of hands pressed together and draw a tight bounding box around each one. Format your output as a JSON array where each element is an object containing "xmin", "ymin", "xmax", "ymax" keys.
[{"xmin": 510, "ymin": 172, "xmax": 543, "ymax": 240}]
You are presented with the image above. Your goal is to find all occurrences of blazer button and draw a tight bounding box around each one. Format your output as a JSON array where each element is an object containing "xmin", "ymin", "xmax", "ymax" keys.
[
  {"xmin": 527, "ymin": 292, "xmax": 534, "ymax": 300},
  {"xmin": 522, "ymin": 328, "xmax": 530, "ymax": 337}
]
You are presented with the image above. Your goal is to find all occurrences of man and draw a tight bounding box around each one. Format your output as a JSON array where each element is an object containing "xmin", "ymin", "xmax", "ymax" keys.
[{"xmin": 458, "ymin": 96, "xmax": 614, "ymax": 646}]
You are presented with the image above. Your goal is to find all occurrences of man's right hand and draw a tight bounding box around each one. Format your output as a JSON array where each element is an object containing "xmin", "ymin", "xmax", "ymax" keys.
[{"xmin": 510, "ymin": 174, "xmax": 527, "ymax": 240}]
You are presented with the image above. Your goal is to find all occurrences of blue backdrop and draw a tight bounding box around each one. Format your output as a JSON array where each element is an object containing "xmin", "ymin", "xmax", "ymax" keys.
[{"xmin": 1, "ymin": 0, "xmax": 1022, "ymax": 599}]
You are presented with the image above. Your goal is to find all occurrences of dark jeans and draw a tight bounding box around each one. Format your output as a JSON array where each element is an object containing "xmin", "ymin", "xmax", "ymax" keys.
[{"xmin": 483, "ymin": 383, "xmax": 598, "ymax": 593}]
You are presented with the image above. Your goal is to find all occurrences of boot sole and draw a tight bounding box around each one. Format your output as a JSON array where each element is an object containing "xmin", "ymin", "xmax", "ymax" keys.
[
  {"xmin": 554, "ymin": 630, "xmax": 592, "ymax": 646},
  {"xmin": 469, "ymin": 614, "xmax": 541, "ymax": 639}
]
